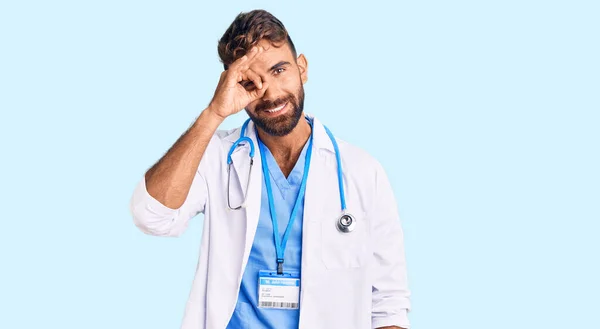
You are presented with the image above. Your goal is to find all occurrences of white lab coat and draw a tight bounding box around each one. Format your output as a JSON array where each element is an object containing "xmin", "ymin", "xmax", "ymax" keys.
[{"xmin": 130, "ymin": 113, "xmax": 411, "ymax": 329}]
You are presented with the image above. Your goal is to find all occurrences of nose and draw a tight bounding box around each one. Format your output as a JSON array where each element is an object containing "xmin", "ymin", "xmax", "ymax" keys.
[{"xmin": 260, "ymin": 78, "xmax": 283, "ymax": 102}]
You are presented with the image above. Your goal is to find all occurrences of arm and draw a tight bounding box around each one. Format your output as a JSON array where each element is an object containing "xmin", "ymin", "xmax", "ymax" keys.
[
  {"xmin": 370, "ymin": 162, "xmax": 411, "ymax": 329},
  {"xmin": 129, "ymin": 45, "xmax": 271, "ymax": 237},
  {"xmin": 145, "ymin": 108, "xmax": 224, "ymax": 209},
  {"xmin": 129, "ymin": 108, "xmax": 224, "ymax": 237}
]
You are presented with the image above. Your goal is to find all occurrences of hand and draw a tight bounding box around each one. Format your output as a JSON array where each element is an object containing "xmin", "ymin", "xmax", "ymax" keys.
[{"xmin": 207, "ymin": 46, "xmax": 269, "ymax": 119}]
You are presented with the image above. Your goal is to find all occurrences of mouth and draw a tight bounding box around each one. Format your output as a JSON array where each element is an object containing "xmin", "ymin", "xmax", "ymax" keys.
[{"xmin": 263, "ymin": 102, "xmax": 288, "ymax": 115}]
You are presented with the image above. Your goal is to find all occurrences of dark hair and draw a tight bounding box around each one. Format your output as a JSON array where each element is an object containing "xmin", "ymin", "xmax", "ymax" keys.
[{"xmin": 218, "ymin": 9, "xmax": 297, "ymax": 70}]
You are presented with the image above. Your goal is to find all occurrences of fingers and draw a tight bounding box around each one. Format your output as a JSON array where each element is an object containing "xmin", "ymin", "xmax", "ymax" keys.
[
  {"xmin": 242, "ymin": 68, "xmax": 262, "ymax": 90},
  {"xmin": 228, "ymin": 46, "xmax": 263, "ymax": 72},
  {"xmin": 249, "ymin": 81, "xmax": 269, "ymax": 100},
  {"xmin": 223, "ymin": 46, "xmax": 265, "ymax": 89}
]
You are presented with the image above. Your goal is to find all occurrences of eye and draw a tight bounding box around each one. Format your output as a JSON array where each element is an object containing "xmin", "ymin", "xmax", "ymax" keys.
[
  {"xmin": 274, "ymin": 67, "xmax": 285, "ymax": 75},
  {"xmin": 241, "ymin": 81, "xmax": 256, "ymax": 90}
]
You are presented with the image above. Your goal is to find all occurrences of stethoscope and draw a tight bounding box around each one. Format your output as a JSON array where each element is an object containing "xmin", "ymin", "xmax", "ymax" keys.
[{"xmin": 226, "ymin": 116, "xmax": 356, "ymax": 233}]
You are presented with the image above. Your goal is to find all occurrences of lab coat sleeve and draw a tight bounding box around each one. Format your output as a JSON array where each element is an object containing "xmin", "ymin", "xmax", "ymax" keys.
[
  {"xmin": 129, "ymin": 135, "xmax": 218, "ymax": 237},
  {"xmin": 370, "ymin": 162, "xmax": 411, "ymax": 329}
]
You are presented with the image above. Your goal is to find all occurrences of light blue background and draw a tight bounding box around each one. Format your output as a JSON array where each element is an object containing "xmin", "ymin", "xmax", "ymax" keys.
[{"xmin": 1, "ymin": 1, "xmax": 598, "ymax": 328}]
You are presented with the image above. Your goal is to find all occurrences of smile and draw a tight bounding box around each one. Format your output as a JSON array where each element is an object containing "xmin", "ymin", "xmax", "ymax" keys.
[{"xmin": 265, "ymin": 102, "xmax": 287, "ymax": 113}]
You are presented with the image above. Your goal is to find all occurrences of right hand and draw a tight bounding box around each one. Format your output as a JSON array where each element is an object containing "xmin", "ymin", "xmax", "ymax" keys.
[{"xmin": 207, "ymin": 46, "xmax": 269, "ymax": 119}]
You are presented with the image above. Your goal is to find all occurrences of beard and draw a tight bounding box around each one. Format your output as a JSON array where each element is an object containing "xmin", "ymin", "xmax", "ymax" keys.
[{"xmin": 246, "ymin": 84, "xmax": 305, "ymax": 137}]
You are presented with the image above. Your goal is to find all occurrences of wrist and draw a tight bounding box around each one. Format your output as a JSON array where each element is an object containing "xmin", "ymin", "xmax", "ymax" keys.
[
  {"xmin": 202, "ymin": 106, "xmax": 227, "ymax": 124},
  {"xmin": 190, "ymin": 107, "xmax": 225, "ymax": 134},
  {"xmin": 205, "ymin": 104, "xmax": 228, "ymax": 121}
]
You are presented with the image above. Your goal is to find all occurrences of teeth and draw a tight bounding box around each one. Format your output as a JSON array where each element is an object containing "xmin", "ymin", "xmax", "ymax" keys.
[{"xmin": 266, "ymin": 103, "xmax": 286, "ymax": 113}]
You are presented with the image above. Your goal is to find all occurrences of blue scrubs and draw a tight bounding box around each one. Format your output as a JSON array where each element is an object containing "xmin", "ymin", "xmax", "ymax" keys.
[{"xmin": 225, "ymin": 134, "xmax": 310, "ymax": 329}]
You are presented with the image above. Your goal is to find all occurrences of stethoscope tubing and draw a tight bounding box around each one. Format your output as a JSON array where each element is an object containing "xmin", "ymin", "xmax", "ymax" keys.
[{"xmin": 226, "ymin": 116, "xmax": 355, "ymax": 234}]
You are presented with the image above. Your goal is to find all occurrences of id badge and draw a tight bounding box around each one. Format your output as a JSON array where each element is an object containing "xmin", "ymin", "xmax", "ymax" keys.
[{"xmin": 258, "ymin": 270, "xmax": 300, "ymax": 309}]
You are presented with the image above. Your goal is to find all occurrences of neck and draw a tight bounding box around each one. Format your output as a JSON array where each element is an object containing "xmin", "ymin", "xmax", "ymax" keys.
[
  {"xmin": 257, "ymin": 116, "xmax": 312, "ymax": 159},
  {"xmin": 256, "ymin": 115, "xmax": 312, "ymax": 177}
]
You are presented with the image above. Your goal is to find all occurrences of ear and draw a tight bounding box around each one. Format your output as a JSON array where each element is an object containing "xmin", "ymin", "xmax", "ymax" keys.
[{"xmin": 297, "ymin": 54, "xmax": 308, "ymax": 84}]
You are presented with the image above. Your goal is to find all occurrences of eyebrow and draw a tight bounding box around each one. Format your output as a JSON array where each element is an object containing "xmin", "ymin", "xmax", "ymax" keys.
[{"xmin": 269, "ymin": 61, "xmax": 291, "ymax": 72}]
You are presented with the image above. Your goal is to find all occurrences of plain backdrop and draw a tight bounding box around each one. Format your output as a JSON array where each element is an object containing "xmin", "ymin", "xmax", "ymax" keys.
[{"xmin": 1, "ymin": 1, "xmax": 598, "ymax": 328}]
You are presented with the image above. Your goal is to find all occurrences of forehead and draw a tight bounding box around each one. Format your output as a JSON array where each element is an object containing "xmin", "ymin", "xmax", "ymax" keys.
[{"xmin": 249, "ymin": 39, "xmax": 295, "ymax": 70}]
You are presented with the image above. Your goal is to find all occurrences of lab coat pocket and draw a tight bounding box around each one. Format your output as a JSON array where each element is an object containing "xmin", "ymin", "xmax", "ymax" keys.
[{"xmin": 320, "ymin": 210, "xmax": 369, "ymax": 269}]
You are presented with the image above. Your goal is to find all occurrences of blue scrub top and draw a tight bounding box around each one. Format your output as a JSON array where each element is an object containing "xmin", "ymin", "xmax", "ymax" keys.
[{"xmin": 226, "ymin": 134, "xmax": 310, "ymax": 329}]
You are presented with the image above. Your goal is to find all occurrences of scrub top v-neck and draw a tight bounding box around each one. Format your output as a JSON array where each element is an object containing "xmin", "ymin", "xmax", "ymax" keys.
[{"xmin": 226, "ymin": 129, "xmax": 311, "ymax": 329}]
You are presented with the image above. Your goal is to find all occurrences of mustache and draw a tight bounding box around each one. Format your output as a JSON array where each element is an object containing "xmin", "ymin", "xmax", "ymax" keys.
[{"xmin": 255, "ymin": 95, "xmax": 295, "ymax": 112}]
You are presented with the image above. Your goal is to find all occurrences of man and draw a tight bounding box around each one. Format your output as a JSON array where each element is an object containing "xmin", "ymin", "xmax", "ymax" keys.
[{"xmin": 130, "ymin": 9, "xmax": 411, "ymax": 329}]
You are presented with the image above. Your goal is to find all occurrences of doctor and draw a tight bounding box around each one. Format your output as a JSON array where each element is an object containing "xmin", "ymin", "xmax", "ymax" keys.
[{"xmin": 130, "ymin": 9, "xmax": 411, "ymax": 329}]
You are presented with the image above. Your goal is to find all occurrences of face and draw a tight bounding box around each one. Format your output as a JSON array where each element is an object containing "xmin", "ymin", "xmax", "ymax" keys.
[{"xmin": 243, "ymin": 39, "xmax": 308, "ymax": 137}]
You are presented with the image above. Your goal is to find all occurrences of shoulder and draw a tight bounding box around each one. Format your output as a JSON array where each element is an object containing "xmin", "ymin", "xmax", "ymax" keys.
[
  {"xmin": 311, "ymin": 114, "xmax": 386, "ymax": 179},
  {"xmin": 207, "ymin": 126, "xmax": 243, "ymax": 150},
  {"xmin": 214, "ymin": 127, "xmax": 239, "ymax": 140},
  {"xmin": 326, "ymin": 136, "xmax": 393, "ymax": 214},
  {"xmin": 332, "ymin": 137, "xmax": 389, "ymax": 193},
  {"xmin": 335, "ymin": 137, "xmax": 385, "ymax": 174}
]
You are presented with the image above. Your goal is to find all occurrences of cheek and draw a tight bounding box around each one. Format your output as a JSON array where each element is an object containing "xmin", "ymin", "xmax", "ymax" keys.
[
  {"xmin": 284, "ymin": 73, "xmax": 300, "ymax": 84},
  {"xmin": 245, "ymin": 100, "xmax": 259, "ymax": 113},
  {"xmin": 277, "ymin": 74, "xmax": 301, "ymax": 93}
]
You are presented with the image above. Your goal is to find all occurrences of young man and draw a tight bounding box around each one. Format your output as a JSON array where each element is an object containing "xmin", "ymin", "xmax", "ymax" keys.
[{"xmin": 130, "ymin": 9, "xmax": 411, "ymax": 329}]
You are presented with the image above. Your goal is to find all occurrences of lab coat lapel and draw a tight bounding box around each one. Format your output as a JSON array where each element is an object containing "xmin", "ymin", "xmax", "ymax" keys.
[
  {"xmin": 304, "ymin": 115, "xmax": 338, "ymax": 222},
  {"xmin": 299, "ymin": 116, "xmax": 340, "ymax": 329},
  {"xmin": 228, "ymin": 121, "xmax": 263, "ymax": 277}
]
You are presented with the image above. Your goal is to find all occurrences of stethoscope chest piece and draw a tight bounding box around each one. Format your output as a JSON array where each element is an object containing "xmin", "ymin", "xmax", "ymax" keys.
[{"xmin": 336, "ymin": 213, "xmax": 356, "ymax": 233}]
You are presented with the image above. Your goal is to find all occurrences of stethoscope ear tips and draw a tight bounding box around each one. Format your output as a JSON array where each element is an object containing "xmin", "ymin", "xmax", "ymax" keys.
[{"xmin": 336, "ymin": 213, "xmax": 356, "ymax": 233}]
